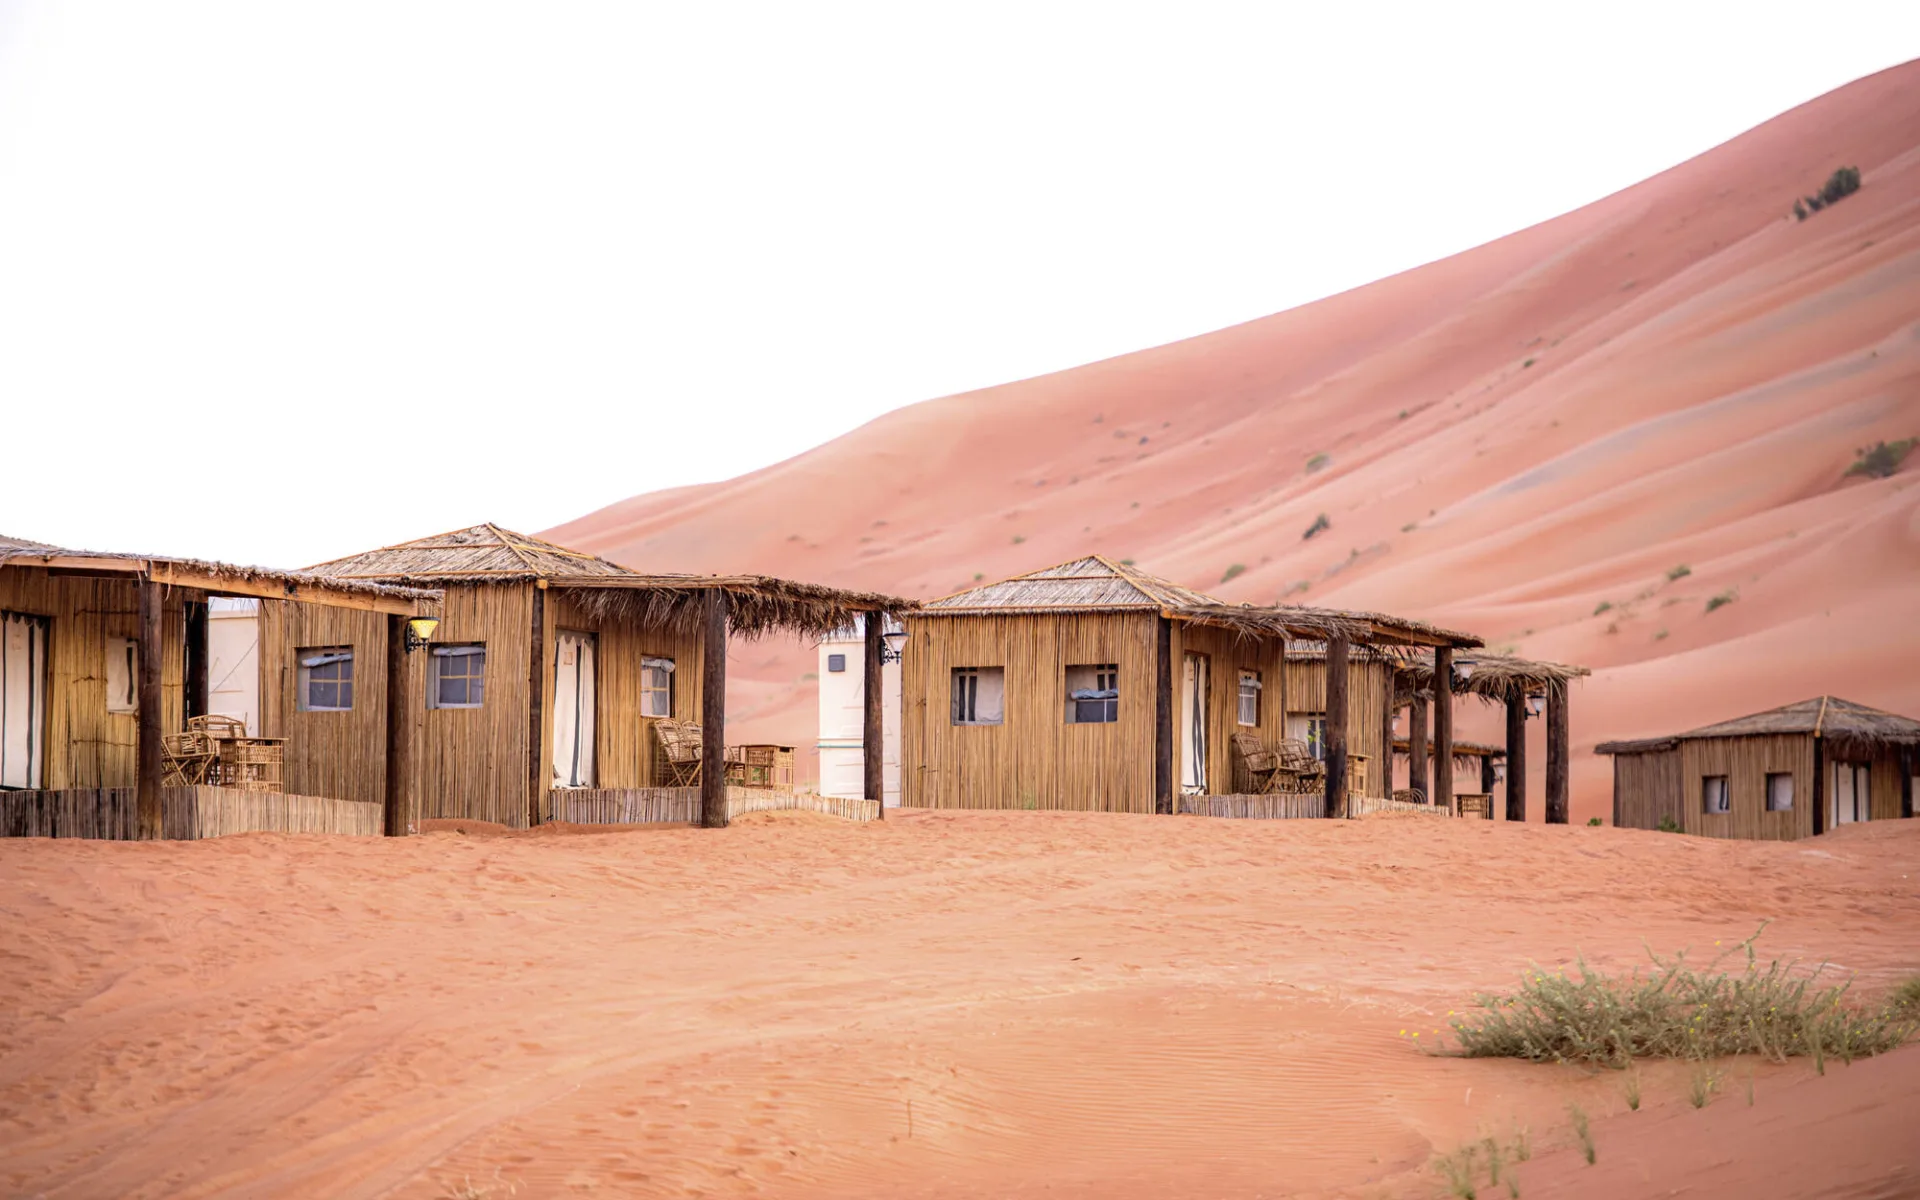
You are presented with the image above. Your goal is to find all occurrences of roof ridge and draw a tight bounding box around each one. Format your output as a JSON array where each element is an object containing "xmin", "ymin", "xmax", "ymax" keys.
[{"xmin": 484, "ymin": 522, "xmax": 546, "ymax": 575}]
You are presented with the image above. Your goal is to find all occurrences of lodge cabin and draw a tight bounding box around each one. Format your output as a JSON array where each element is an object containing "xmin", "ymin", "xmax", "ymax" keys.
[
  {"xmin": 279, "ymin": 524, "xmax": 910, "ymax": 829},
  {"xmin": 899, "ymin": 556, "xmax": 1480, "ymax": 814},
  {"xmin": 2, "ymin": 533, "xmax": 438, "ymax": 838},
  {"xmin": 1597, "ymin": 696, "xmax": 1918, "ymax": 840},
  {"xmin": 1396, "ymin": 650, "xmax": 1590, "ymax": 822}
]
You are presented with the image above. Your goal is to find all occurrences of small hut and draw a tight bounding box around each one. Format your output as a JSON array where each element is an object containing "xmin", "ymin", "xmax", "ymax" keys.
[
  {"xmin": 900, "ymin": 556, "xmax": 1479, "ymax": 814},
  {"xmin": 279, "ymin": 524, "xmax": 912, "ymax": 829},
  {"xmin": 1597, "ymin": 697, "xmax": 1919, "ymax": 840},
  {"xmin": 1396, "ymin": 651, "xmax": 1590, "ymax": 822},
  {"xmin": 2, "ymin": 532, "xmax": 438, "ymax": 838}
]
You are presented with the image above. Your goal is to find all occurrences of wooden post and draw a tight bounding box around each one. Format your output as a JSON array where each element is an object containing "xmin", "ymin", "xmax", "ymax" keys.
[
  {"xmin": 1154, "ymin": 616, "xmax": 1173, "ymax": 814},
  {"xmin": 1409, "ymin": 693, "xmax": 1429, "ymax": 802},
  {"xmin": 1432, "ymin": 646, "xmax": 1453, "ymax": 814},
  {"xmin": 1545, "ymin": 685, "xmax": 1569, "ymax": 824},
  {"xmin": 701, "ymin": 588, "xmax": 729, "ymax": 829},
  {"xmin": 528, "ymin": 586, "xmax": 547, "ymax": 828},
  {"xmin": 1811, "ymin": 736, "xmax": 1825, "ymax": 837},
  {"xmin": 1381, "ymin": 685, "xmax": 1397, "ymax": 800},
  {"xmin": 1505, "ymin": 691, "xmax": 1528, "ymax": 823},
  {"xmin": 1902, "ymin": 746, "xmax": 1913, "ymax": 821},
  {"xmin": 136, "ymin": 576, "xmax": 165, "ymax": 840},
  {"xmin": 384, "ymin": 613, "xmax": 417, "ymax": 836},
  {"xmin": 1481, "ymin": 752, "xmax": 1498, "ymax": 796},
  {"xmin": 863, "ymin": 612, "xmax": 885, "ymax": 819},
  {"xmin": 184, "ymin": 600, "xmax": 209, "ymax": 723},
  {"xmin": 1323, "ymin": 636, "xmax": 1349, "ymax": 818}
]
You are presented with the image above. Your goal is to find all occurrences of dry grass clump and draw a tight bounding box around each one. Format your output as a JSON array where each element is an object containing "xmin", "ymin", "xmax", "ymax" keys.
[{"xmin": 1443, "ymin": 927, "xmax": 1915, "ymax": 1068}]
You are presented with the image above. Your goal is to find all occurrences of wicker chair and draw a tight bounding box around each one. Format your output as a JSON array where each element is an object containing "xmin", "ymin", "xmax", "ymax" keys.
[
  {"xmin": 1230, "ymin": 731, "xmax": 1282, "ymax": 794},
  {"xmin": 1392, "ymin": 787, "xmax": 1427, "ymax": 806},
  {"xmin": 1276, "ymin": 738, "xmax": 1326, "ymax": 791},
  {"xmin": 653, "ymin": 720, "xmax": 745, "ymax": 787},
  {"xmin": 161, "ymin": 730, "xmax": 217, "ymax": 785}
]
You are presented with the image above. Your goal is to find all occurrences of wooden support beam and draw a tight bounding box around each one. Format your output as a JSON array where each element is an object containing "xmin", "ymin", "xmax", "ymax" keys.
[
  {"xmin": 1409, "ymin": 693, "xmax": 1429, "ymax": 802},
  {"xmin": 863, "ymin": 612, "xmax": 885, "ymax": 819},
  {"xmin": 147, "ymin": 563, "xmax": 424, "ymax": 616},
  {"xmin": 1545, "ymin": 685, "xmax": 1569, "ymax": 824},
  {"xmin": 1323, "ymin": 635, "xmax": 1349, "ymax": 818},
  {"xmin": 1381, "ymin": 690, "xmax": 1397, "ymax": 801},
  {"xmin": 1505, "ymin": 691, "xmax": 1528, "ymax": 823},
  {"xmin": 1432, "ymin": 646, "xmax": 1453, "ymax": 814},
  {"xmin": 1902, "ymin": 746, "xmax": 1914, "ymax": 821},
  {"xmin": 136, "ymin": 578, "xmax": 164, "ymax": 840},
  {"xmin": 701, "ymin": 588, "xmax": 729, "ymax": 828},
  {"xmin": 528, "ymin": 587, "xmax": 547, "ymax": 828},
  {"xmin": 384, "ymin": 614, "xmax": 418, "ymax": 836},
  {"xmin": 1154, "ymin": 616, "xmax": 1173, "ymax": 814}
]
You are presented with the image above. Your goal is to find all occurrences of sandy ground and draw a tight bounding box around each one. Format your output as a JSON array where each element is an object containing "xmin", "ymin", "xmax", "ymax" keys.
[
  {"xmin": 546, "ymin": 61, "xmax": 1920, "ymax": 816},
  {"xmin": 3, "ymin": 813, "xmax": 1917, "ymax": 1199}
]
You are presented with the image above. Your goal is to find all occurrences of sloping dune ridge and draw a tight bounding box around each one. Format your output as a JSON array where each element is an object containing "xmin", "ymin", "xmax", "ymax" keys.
[{"xmin": 548, "ymin": 63, "xmax": 1920, "ymax": 818}]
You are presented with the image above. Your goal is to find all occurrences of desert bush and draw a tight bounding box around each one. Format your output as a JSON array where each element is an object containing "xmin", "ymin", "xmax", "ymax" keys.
[
  {"xmin": 1655, "ymin": 815, "xmax": 1680, "ymax": 833},
  {"xmin": 1303, "ymin": 513, "xmax": 1331, "ymax": 540},
  {"xmin": 1587, "ymin": 817, "xmax": 1602, "ymax": 826},
  {"xmin": 1705, "ymin": 589, "xmax": 1737, "ymax": 613},
  {"xmin": 1220, "ymin": 563, "xmax": 1246, "ymax": 584},
  {"xmin": 1845, "ymin": 438, "xmax": 1916, "ymax": 480},
  {"xmin": 1442, "ymin": 926, "xmax": 1916, "ymax": 1068},
  {"xmin": 1795, "ymin": 166, "xmax": 1861, "ymax": 219},
  {"xmin": 1688, "ymin": 1063, "xmax": 1722, "ymax": 1108},
  {"xmin": 1306, "ymin": 452, "xmax": 1330, "ymax": 473},
  {"xmin": 1622, "ymin": 1069, "xmax": 1641, "ymax": 1110},
  {"xmin": 1011, "ymin": 534, "xmax": 1026, "ymax": 545},
  {"xmin": 1593, "ymin": 600, "xmax": 1613, "ymax": 616},
  {"xmin": 1568, "ymin": 1103, "xmax": 1595, "ymax": 1164},
  {"xmin": 1666, "ymin": 564, "xmax": 1691, "ymax": 582},
  {"xmin": 1888, "ymin": 977, "xmax": 1920, "ymax": 1019}
]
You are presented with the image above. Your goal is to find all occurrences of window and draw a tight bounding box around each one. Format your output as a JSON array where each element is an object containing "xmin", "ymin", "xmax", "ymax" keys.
[
  {"xmin": 1287, "ymin": 713, "xmax": 1327, "ymax": 760},
  {"xmin": 827, "ymin": 653, "xmax": 847, "ymax": 673},
  {"xmin": 950, "ymin": 666, "xmax": 1004, "ymax": 725},
  {"xmin": 105, "ymin": 635, "xmax": 139, "ymax": 714},
  {"xmin": 641, "ymin": 655, "xmax": 674, "ymax": 718},
  {"xmin": 297, "ymin": 647, "xmax": 354, "ymax": 711},
  {"xmin": 1237, "ymin": 670, "xmax": 1261, "ymax": 726},
  {"xmin": 1766, "ymin": 772, "xmax": 1794, "ymax": 811},
  {"xmin": 430, "ymin": 645, "xmax": 485, "ymax": 708},
  {"xmin": 1065, "ymin": 663, "xmax": 1118, "ymax": 724},
  {"xmin": 1702, "ymin": 774, "xmax": 1730, "ymax": 814}
]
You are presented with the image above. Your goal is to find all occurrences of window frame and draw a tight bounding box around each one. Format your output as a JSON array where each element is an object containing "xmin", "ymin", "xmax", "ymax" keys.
[
  {"xmin": 1064, "ymin": 662, "xmax": 1119, "ymax": 725},
  {"xmin": 1765, "ymin": 772, "xmax": 1794, "ymax": 812},
  {"xmin": 826, "ymin": 653, "xmax": 847, "ymax": 674},
  {"xmin": 1702, "ymin": 773, "xmax": 1731, "ymax": 815},
  {"xmin": 1236, "ymin": 669, "xmax": 1261, "ymax": 727},
  {"xmin": 641, "ymin": 655, "xmax": 674, "ymax": 719},
  {"xmin": 428, "ymin": 644, "xmax": 487, "ymax": 710},
  {"xmin": 950, "ymin": 665, "xmax": 1005, "ymax": 726},
  {"xmin": 297, "ymin": 646, "xmax": 355, "ymax": 713}
]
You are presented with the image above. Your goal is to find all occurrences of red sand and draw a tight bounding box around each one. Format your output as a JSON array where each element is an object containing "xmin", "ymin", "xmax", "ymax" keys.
[
  {"xmin": 3, "ymin": 814, "xmax": 1917, "ymax": 1197},
  {"xmin": 547, "ymin": 62, "xmax": 1920, "ymax": 819}
]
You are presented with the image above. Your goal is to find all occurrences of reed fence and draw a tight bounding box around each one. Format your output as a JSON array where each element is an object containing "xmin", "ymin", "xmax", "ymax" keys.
[
  {"xmin": 1180, "ymin": 791, "xmax": 1453, "ymax": 820},
  {"xmin": 1, "ymin": 786, "xmax": 384, "ymax": 839},
  {"xmin": 549, "ymin": 786, "xmax": 880, "ymax": 826}
]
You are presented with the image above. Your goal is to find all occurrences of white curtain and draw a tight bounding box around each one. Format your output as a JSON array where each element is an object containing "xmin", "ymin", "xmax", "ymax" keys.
[
  {"xmin": 552, "ymin": 631, "xmax": 596, "ymax": 788},
  {"xmin": 2, "ymin": 613, "xmax": 47, "ymax": 789},
  {"xmin": 1182, "ymin": 653, "xmax": 1208, "ymax": 793},
  {"xmin": 106, "ymin": 636, "xmax": 138, "ymax": 714}
]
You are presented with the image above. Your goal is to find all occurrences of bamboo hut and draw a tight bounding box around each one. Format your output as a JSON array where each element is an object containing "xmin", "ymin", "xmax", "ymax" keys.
[
  {"xmin": 2, "ymin": 532, "xmax": 438, "ymax": 838},
  {"xmin": 1597, "ymin": 697, "xmax": 1919, "ymax": 840},
  {"xmin": 1394, "ymin": 651, "xmax": 1589, "ymax": 822},
  {"xmin": 899, "ymin": 556, "xmax": 1480, "ymax": 815},
  {"xmin": 280, "ymin": 524, "xmax": 913, "ymax": 829}
]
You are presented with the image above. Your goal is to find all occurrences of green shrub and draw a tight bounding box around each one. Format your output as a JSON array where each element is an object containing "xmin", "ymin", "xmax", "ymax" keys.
[
  {"xmin": 1666, "ymin": 564, "xmax": 1692, "ymax": 582},
  {"xmin": 1654, "ymin": 628, "xmax": 1670, "ymax": 641},
  {"xmin": 1796, "ymin": 166, "xmax": 1861, "ymax": 218},
  {"xmin": 1306, "ymin": 452, "xmax": 1330, "ymax": 473},
  {"xmin": 1011, "ymin": 534, "xmax": 1025, "ymax": 544},
  {"xmin": 1705, "ymin": 590, "xmax": 1737, "ymax": 613},
  {"xmin": 1889, "ymin": 977, "xmax": 1920, "ymax": 1018},
  {"xmin": 1303, "ymin": 513, "xmax": 1331, "ymax": 540},
  {"xmin": 1588, "ymin": 817, "xmax": 1603, "ymax": 827},
  {"xmin": 1656, "ymin": 815, "xmax": 1680, "ymax": 833},
  {"xmin": 1845, "ymin": 438, "xmax": 1917, "ymax": 480},
  {"xmin": 1523, "ymin": 358, "xmax": 1536, "ymax": 368},
  {"xmin": 1442, "ymin": 926, "xmax": 1917, "ymax": 1068},
  {"xmin": 1219, "ymin": 563, "xmax": 1246, "ymax": 584},
  {"xmin": 1594, "ymin": 600, "xmax": 1613, "ymax": 616}
]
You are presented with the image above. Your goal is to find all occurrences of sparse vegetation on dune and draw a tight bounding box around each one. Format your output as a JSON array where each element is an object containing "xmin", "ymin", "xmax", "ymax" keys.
[
  {"xmin": 1442, "ymin": 927, "xmax": 1916, "ymax": 1068},
  {"xmin": 1303, "ymin": 512, "xmax": 1331, "ymax": 540},
  {"xmin": 1666, "ymin": 563, "xmax": 1691, "ymax": 582},
  {"xmin": 1792, "ymin": 165, "xmax": 1861, "ymax": 219},
  {"xmin": 1220, "ymin": 563, "xmax": 1246, "ymax": 584},
  {"xmin": 1845, "ymin": 437, "xmax": 1916, "ymax": 480}
]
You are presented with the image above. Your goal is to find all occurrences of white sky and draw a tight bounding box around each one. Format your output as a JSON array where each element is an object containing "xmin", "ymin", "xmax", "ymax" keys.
[{"xmin": 2, "ymin": 3, "xmax": 1914, "ymax": 567}]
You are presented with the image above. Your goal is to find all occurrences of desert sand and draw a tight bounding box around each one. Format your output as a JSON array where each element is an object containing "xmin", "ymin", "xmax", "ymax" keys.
[
  {"xmin": 3, "ymin": 814, "xmax": 1916, "ymax": 1198},
  {"xmin": 547, "ymin": 62, "xmax": 1920, "ymax": 820}
]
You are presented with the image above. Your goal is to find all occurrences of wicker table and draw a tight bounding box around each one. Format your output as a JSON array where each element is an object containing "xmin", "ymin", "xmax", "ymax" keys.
[
  {"xmin": 211, "ymin": 736, "xmax": 286, "ymax": 792},
  {"xmin": 733, "ymin": 744, "xmax": 795, "ymax": 789},
  {"xmin": 1454, "ymin": 791, "xmax": 1493, "ymax": 820}
]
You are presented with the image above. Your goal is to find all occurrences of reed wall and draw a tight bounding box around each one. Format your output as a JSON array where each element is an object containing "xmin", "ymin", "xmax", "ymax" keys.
[
  {"xmin": 1680, "ymin": 734, "xmax": 1814, "ymax": 841},
  {"xmin": 1282, "ymin": 656, "xmax": 1393, "ymax": 796},
  {"xmin": 258, "ymin": 600, "xmax": 389, "ymax": 806},
  {"xmin": 1, "ymin": 785, "xmax": 382, "ymax": 838},
  {"xmin": 901, "ymin": 611, "xmax": 1157, "ymax": 811},
  {"xmin": 548, "ymin": 786, "xmax": 877, "ymax": 825},
  {"xmin": 1172, "ymin": 624, "xmax": 1292, "ymax": 798},
  {"xmin": 1610, "ymin": 749, "xmax": 1682, "ymax": 832},
  {"xmin": 0, "ymin": 566, "xmax": 185, "ymax": 788},
  {"xmin": 409, "ymin": 582, "xmax": 537, "ymax": 825},
  {"xmin": 544, "ymin": 590, "xmax": 704, "ymax": 799}
]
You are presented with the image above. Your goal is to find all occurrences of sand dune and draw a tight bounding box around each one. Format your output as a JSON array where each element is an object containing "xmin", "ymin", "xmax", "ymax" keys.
[
  {"xmin": 548, "ymin": 62, "xmax": 1920, "ymax": 818},
  {"xmin": 2, "ymin": 815, "xmax": 1916, "ymax": 1197}
]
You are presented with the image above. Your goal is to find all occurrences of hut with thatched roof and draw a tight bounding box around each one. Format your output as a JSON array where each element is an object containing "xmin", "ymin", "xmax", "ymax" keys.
[
  {"xmin": 2, "ymin": 532, "xmax": 439, "ymax": 838},
  {"xmin": 1597, "ymin": 697, "xmax": 1919, "ymax": 840},
  {"xmin": 900, "ymin": 556, "xmax": 1480, "ymax": 815},
  {"xmin": 276, "ymin": 524, "xmax": 913, "ymax": 829},
  {"xmin": 1396, "ymin": 650, "xmax": 1590, "ymax": 822}
]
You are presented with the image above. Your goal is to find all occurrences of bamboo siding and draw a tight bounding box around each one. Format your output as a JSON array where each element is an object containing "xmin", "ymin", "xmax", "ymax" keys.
[
  {"xmin": 1680, "ymin": 734, "xmax": 1815, "ymax": 841},
  {"xmin": 548, "ymin": 786, "xmax": 878, "ymax": 825},
  {"xmin": 902, "ymin": 611, "xmax": 1156, "ymax": 812},
  {"xmin": 0, "ymin": 567, "xmax": 185, "ymax": 788},
  {"xmin": 2, "ymin": 786, "xmax": 382, "ymax": 838},
  {"xmin": 545, "ymin": 590, "xmax": 704, "ymax": 796},
  {"xmin": 1180, "ymin": 792, "xmax": 1325, "ymax": 819},
  {"xmin": 258, "ymin": 599, "xmax": 389, "ymax": 807},
  {"xmin": 1284, "ymin": 655, "xmax": 1393, "ymax": 796},
  {"xmin": 1612, "ymin": 749, "xmax": 1682, "ymax": 831}
]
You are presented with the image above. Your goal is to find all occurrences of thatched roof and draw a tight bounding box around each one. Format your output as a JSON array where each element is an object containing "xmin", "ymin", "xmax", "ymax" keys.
[
  {"xmin": 1392, "ymin": 736, "xmax": 1505, "ymax": 760},
  {"xmin": 1400, "ymin": 650, "xmax": 1590, "ymax": 703},
  {"xmin": 922, "ymin": 556, "xmax": 1479, "ymax": 648},
  {"xmin": 1, "ymin": 532, "xmax": 440, "ymax": 609},
  {"xmin": 305, "ymin": 524, "xmax": 914, "ymax": 638},
  {"xmin": 1596, "ymin": 696, "xmax": 1920, "ymax": 756}
]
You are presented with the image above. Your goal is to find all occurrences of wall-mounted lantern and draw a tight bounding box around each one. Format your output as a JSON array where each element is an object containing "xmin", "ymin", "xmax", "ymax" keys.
[{"xmin": 404, "ymin": 615, "xmax": 441, "ymax": 653}]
